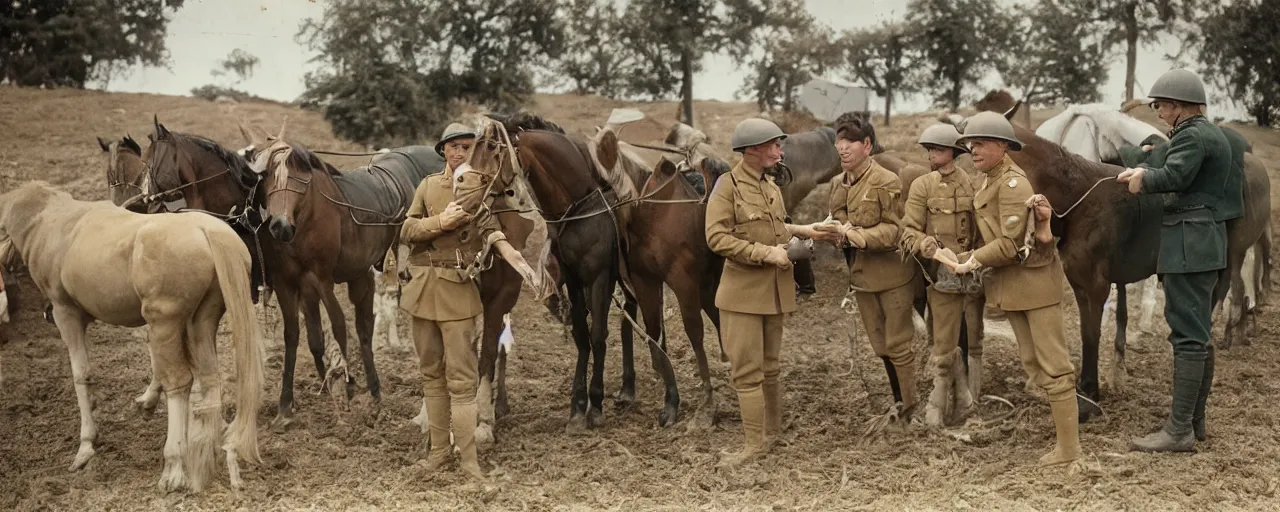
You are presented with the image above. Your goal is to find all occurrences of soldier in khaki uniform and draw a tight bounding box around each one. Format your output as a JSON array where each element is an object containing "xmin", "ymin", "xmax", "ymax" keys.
[
  {"xmin": 900, "ymin": 124, "xmax": 986, "ymax": 427},
  {"xmin": 826, "ymin": 116, "xmax": 919, "ymax": 418},
  {"xmin": 706, "ymin": 118, "xmax": 837, "ymax": 467},
  {"xmin": 948, "ymin": 111, "xmax": 1081, "ymax": 467},
  {"xmin": 400, "ymin": 123, "xmax": 536, "ymax": 479}
]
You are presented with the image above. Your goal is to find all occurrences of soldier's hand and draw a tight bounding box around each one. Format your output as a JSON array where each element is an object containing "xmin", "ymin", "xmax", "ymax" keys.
[
  {"xmin": 919, "ymin": 236, "xmax": 940, "ymax": 258},
  {"xmin": 762, "ymin": 244, "xmax": 792, "ymax": 269},
  {"xmin": 1117, "ymin": 168, "xmax": 1145, "ymax": 194},
  {"xmin": 1025, "ymin": 194, "xmax": 1054, "ymax": 222},
  {"xmin": 439, "ymin": 202, "xmax": 471, "ymax": 230},
  {"xmin": 953, "ymin": 255, "xmax": 980, "ymax": 274},
  {"xmin": 933, "ymin": 247, "xmax": 958, "ymax": 265},
  {"xmin": 844, "ymin": 227, "xmax": 867, "ymax": 249}
]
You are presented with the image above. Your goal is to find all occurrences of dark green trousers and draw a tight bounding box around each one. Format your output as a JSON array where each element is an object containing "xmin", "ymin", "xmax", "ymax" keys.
[{"xmin": 1160, "ymin": 271, "xmax": 1218, "ymax": 356}]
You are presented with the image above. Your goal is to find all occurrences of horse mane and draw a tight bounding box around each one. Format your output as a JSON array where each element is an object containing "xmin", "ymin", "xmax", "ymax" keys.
[
  {"xmin": 282, "ymin": 142, "xmax": 342, "ymax": 177},
  {"xmin": 177, "ymin": 132, "xmax": 260, "ymax": 185},
  {"xmin": 664, "ymin": 123, "xmax": 709, "ymax": 149},
  {"xmin": 492, "ymin": 112, "xmax": 566, "ymax": 135},
  {"xmin": 584, "ymin": 127, "xmax": 640, "ymax": 202}
]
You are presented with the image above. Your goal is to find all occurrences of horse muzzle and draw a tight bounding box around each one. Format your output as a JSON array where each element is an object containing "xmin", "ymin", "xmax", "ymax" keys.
[{"xmin": 268, "ymin": 215, "xmax": 296, "ymax": 243}]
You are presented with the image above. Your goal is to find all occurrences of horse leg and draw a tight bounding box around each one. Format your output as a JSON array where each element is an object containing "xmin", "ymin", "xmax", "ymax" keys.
[
  {"xmin": 673, "ymin": 275, "xmax": 714, "ymax": 430},
  {"xmin": 477, "ymin": 264, "xmax": 520, "ymax": 450},
  {"xmin": 564, "ymin": 272, "xmax": 593, "ymax": 432},
  {"xmin": 1109, "ymin": 284, "xmax": 1129, "ymax": 393},
  {"xmin": 1072, "ymin": 281, "xmax": 1107, "ymax": 422},
  {"xmin": 134, "ymin": 346, "xmax": 162, "ymax": 416},
  {"xmin": 300, "ymin": 288, "xmax": 329, "ymax": 389},
  {"xmin": 616, "ymin": 287, "xmax": 637, "ymax": 412},
  {"xmin": 347, "ymin": 275, "xmax": 381, "ymax": 403},
  {"xmin": 272, "ymin": 285, "xmax": 303, "ymax": 431},
  {"xmin": 1138, "ymin": 275, "xmax": 1160, "ymax": 335},
  {"xmin": 633, "ymin": 274, "xmax": 680, "ymax": 427},
  {"xmin": 186, "ymin": 295, "xmax": 226, "ymax": 492},
  {"xmin": 147, "ymin": 318, "xmax": 195, "ymax": 493},
  {"xmin": 317, "ymin": 282, "xmax": 355, "ymax": 398},
  {"xmin": 585, "ymin": 270, "xmax": 615, "ymax": 429},
  {"xmin": 1229, "ymin": 265, "xmax": 1249, "ymax": 346},
  {"xmin": 51, "ymin": 305, "xmax": 98, "ymax": 471}
]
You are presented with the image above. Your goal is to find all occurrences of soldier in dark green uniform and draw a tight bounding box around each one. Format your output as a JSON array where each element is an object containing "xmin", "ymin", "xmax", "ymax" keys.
[{"xmin": 1117, "ymin": 68, "xmax": 1242, "ymax": 452}]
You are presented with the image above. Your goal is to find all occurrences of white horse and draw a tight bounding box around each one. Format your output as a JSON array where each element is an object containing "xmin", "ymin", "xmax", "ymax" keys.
[{"xmin": 0, "ymin": 181, "xmax": 264, "ymax": 492}]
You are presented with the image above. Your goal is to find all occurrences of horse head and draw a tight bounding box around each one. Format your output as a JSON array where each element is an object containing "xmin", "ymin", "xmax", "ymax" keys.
[
  {"xmin": 99, "ymin": 135, "xmax": 148, "ymax": 210},
  {"xmin": 455, "ymin": 118, "xmax": 535, "ymax": 216},
  {"xmin": 247, "ymin": 119, "xmax": 320, "ymax": 243}
]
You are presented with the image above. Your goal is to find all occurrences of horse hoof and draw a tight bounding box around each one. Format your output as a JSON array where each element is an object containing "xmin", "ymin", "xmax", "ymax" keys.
[
  {"xmin": 658, "ymin": 405, "xmax": 679, "ymax": 428},
  {"xmin": 586, "ymin": 408, "xmax": 604, "ymax": 429},
  {"xmin": 134, "ymin": 397, "xmax": 159, "ymax": 418},
  {"xmin": 157, "ymin": 468, "xmax": 186, "ymax": 494},
  {"xmin": 614, "ymin": 392, "xmax": 635, "ymax": 412},
  {"xmin": 1077, "ymin": 397, "xmax": 1102, "ymax": 423},
  {"xmin": 475, "ymin": 423, "xmax": 495, "ymax": 452},
  {"xmin": 687, "ymin": 404, "xmax": 716, "ymax": 432},
  {"xmin": 70, "ymin": 444, "xmax": 96, "ymax": 471},
  {"xmin": 565, "ymin": 414, "xmax": 588, "ymax": 434},
  {"xmin": 270, "ymin": 415, "xmax": 294, "ymax": 434}
]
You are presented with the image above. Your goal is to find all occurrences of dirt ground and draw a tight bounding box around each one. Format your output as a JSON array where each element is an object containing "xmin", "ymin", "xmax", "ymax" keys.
[{"xmin": 2, "ymin": 86, "xmax": 1280, "ymax": 511}]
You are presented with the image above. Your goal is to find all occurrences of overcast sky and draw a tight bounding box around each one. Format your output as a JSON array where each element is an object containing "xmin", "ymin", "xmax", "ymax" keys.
[{"xmin": 103, "ymin": 0, "xmax": 1250, "ymax": 121}]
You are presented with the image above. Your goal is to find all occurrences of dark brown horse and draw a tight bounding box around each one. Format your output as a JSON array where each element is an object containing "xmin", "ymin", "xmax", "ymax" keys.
[
  {"xmin": 466, "ymin": 114, "xmax": 679, "ymax": 430},
  {"xmin": 589, "ymin": 125, "xmax": 727, "ymax": 427},
  {"xmin": 245, "ymin": 126, "xmax": 449, "ymax": 429}
]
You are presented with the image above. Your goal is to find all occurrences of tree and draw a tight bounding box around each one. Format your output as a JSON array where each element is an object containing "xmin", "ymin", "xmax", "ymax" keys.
[
  {"xmin": 725, "ymin": 0, "xmax": 840, "ymax": 112},
  {"xmin": 1196, "ymin": 0, "xmax": 1280, "ymax": 127},
  {"xmin": 996, "ymin": 0, "xmax": 1108, "ymax": 105},
  {"xmin": 545, "ymin": 0, "xmax": 627, "ymax": 96},
  {"xmin": 0, "ymin": 0, "xmax": 185, "ymax": 88},
  {"xmin": 298, "ymin": 0, "xmax": 564, "ymax": 147},
  {"xmin": 840, "ymin": 22, "xmax": 921, "ymax": 126},
  {"xmin": 1088, "ymin": 0, "xmax": 1203, "ymax": 101},
  {"xmin": 906, "ymin": 0, "xmax": 1008, "ymax": 110},
  {"xmin": 616, "ymin": 0, "xmax": 726, "ymax": 126},
  {"xmin": 213, "ymin": 49, "xmax": 260, "ymax": 84}
]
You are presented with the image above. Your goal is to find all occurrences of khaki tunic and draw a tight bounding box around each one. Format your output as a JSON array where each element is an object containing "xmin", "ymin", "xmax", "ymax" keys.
[
  {"xmin": 966, "ymin": 155, "xmax": 1074, "ymax": 400},
  {"xmin": 901, "ymin": 167, "xmax": 985, "ymax": 370},
  {"xmin": 966, "ymin": 156, "xmax": 1064, "ymax": 312},
  {"xmin": 706, "ymin": 161, "xmax": 797, "ymax": 316},
  {"xmin": 827, "ymin": 159, "xmax": 914, "ymax": 293},
  {"xmin": 399, "ymin": 168, "xmax": 506, "ymax": 321}
]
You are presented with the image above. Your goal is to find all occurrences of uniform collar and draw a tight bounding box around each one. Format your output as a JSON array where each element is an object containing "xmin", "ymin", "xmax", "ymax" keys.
[
  {"xmin": 982, "ymin": 154, "xmax": 1015, "ymax": 178},
  {"xmin": 841, "ymin": 157, "xmax": 874, "ymax": 186},
  {"xmin": 1169, "ymin": 114, "xmax": 1209, "ymax": 137},
  {"xmin": 443, "ymin": 163, "xmax": 456, "ymax": 181},
  {"xmin": 733, "ymin": 160, "xmax": 767, "ymax": 184}
]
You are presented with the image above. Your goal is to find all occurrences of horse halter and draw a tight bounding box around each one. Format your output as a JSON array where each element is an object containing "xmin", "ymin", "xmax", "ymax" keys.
[{"xmin": 257, "ymin": 143, "xmax": 312, "ymax": 198}]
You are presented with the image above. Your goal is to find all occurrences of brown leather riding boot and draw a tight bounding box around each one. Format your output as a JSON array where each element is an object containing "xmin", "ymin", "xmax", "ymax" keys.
[
  {"xmin": 718, "ymin": 387, "xmax": 767, "ymax": 468},
  {"xmin": 763, "ymin": 377, "xmax": 783, "ymax": 445},
  {"xmin": 451, "ymin": 399, "xmax": 486, "ymax": 480},
  {"xmin": 1040, "ymin": 395, "xmax": 1081, "ymax": 466},
  {"xmin": 423, "ymin": 394, "xmax": 452, "ymax": 470}
]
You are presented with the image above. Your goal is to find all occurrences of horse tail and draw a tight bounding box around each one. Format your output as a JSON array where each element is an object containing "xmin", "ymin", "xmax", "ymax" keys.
[{"xmin": 202, "ymin": 224, "xmax": 265, "ymax": 466}]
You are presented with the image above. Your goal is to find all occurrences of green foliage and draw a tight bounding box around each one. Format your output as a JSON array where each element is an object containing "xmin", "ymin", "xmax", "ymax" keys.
[
  {"xmin": 297, "ymin": 0, "xmax": 564, "ymax": 147},
  {"xmin": 840, "ymin": 21, "xmax": 922, "ymax": 124},
  {"xmin": 905, "ymin": 0, "xmax": 1007, "ymax": 110},
  {"xmin": 726, "ymin": 0, "xmax": 840, "ymax": 112},
  {"xmin": 1196, "ymin": 0, "xmax": 1280, "ymax": 126},
  {"xmin": 0, "ymin": 0, "xmax": 185, "ymax": 88},
  {"xmin": 997, "ymin": 0, "xmax": 1108, "ymax": 105}
]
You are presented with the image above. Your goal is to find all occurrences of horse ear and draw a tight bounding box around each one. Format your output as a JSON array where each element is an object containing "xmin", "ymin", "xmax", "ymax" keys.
[
  {"xmin": 656, "ymin": 158, "xmax": 679, "ymax": 177},
  {"xmin": 97, "ymin": 137, "xmax": 110, "ymax": 152},
  {"xmin": 1003, "ymin": 100, "xmax": 1022, "ymax": 121},
  {"xmin": 122, "ymin": 135, "xmax": 141, "ymax": 155},
  {"xmin": 237, "ymin": 123, "xmax": 257, "ymax": 145},
  {"xmin": 596, "ymin": 129, "xmax": 619, "ymax": 170},
  {"xmin": 153, "ymin": 115, "xmax": 171, "ymax": 140},
  {"xmin": 276, "ymin": 116, "xmax": 288, "ymax": 141}
]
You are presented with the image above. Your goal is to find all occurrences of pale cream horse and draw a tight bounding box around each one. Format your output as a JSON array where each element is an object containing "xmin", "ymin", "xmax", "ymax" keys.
[{"xmin": 0, "ymin": 181, "xmax": 264, "ymax": 493}]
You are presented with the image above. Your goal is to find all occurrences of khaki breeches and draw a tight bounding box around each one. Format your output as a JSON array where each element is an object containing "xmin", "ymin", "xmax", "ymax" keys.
[
  {"xmin": 927, "ymin": 287, "xmax": 986, "ymax": 371},
  {"xmin": 721, "ymin": 310, "xmax": 784, "ymax": 392},
  {"xmin": 414, "ymin": 316, "xmax": 480, "ymax": 403},
  {"xmin": 854, "ymin": 282, "xmax": 916, "ymax": 368},
  {"xmin": 1005, "ymin": 304, "xmax": 1076, "ymax": 401}
]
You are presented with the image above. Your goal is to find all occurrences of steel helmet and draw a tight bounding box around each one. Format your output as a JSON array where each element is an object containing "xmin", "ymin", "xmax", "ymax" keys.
[
  {"xmin": 1148, "ymin": 68, "xmax": 1208, "ymax": 105},
  {"xmin": 955, "ymin": 111, "xmax": 1022, "ymax": 152},
  {"xmin": 435, "ymin": 122, "xmax": 476, "ymax": 156},
  {"xmin": 731, "ymin": 118, "xmax": 787, "ymax": 153},
  {"xmin": 917, "ymin": 124, "xmax": 968, "ymax": 153}
]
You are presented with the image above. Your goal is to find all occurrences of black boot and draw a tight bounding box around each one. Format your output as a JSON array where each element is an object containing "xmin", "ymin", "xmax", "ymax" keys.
[
  {"xmin": 1192, "ymin": 345, "xmax": 1215, "ymax": 441},
  {"xmin": 1131, "ymin": 354, "xmax": 1205, "ymax": 452}
]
